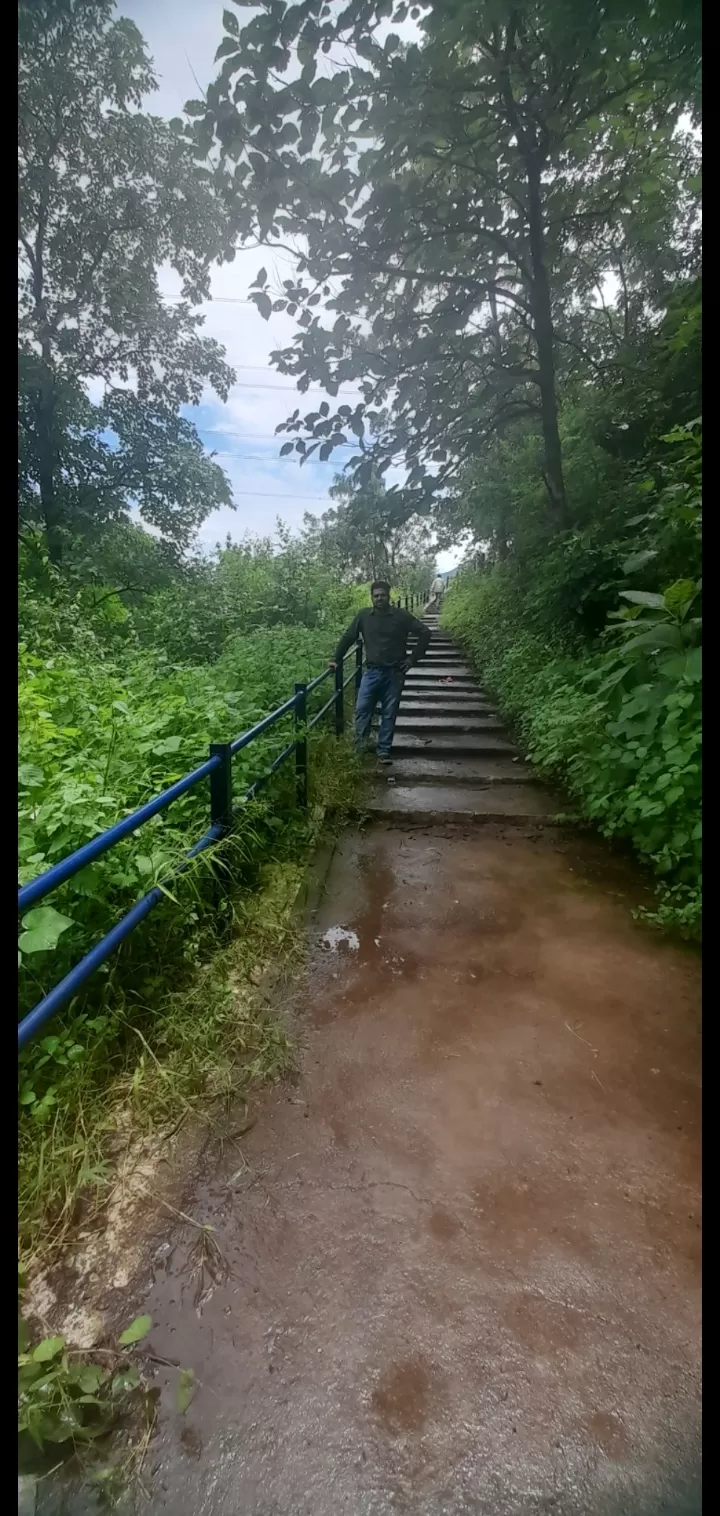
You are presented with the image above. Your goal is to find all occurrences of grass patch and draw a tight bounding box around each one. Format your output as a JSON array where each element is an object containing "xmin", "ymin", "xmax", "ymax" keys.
[{"xmin": 19, "ymin": 731, "xmax": 365, "ymax": 1267}]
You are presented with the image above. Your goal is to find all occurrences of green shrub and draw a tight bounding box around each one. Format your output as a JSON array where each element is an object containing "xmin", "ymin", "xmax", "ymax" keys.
[
  {"xmin": 443, "ymin": 569, "xmax": 701, "ymax": 939},
  {"xmin": 18, "ymin": 569, "xmax": 369, "ymax": 1255}
]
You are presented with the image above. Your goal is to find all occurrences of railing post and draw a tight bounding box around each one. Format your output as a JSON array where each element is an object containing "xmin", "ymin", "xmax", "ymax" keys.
[
  {"xmin": 209, "ymin": 743, "xmax": 233, "ymax": 835},
  {"xmin": 295, "ymin": 683, "xmax": 308, "ymax": 810},
  {"xmin": 404, "ymin": 594, "xmax": 408, "ymax": 610},
  {"xmin": 355, "ymin": 641, "xmax": 363, "ymax": 699},
  {"xmin": 335, "ymin": 657, "xmax": 345, "ymax": 737}
]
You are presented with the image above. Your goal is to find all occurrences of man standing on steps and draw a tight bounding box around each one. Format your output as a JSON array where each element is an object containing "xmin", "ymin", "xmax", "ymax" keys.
[
  {"xmin": 430, "ymin": 572, "xmax": 446, "ymax": 609},
  {"xmin": 329, "ymin": 580, "xmax": 431, "ymax": 764}
]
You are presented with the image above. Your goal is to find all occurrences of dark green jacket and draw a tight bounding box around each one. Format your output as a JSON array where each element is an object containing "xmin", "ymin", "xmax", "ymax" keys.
[{"xmin": 334, "ymin": 606, "xmax": 431, "ymax": 668}]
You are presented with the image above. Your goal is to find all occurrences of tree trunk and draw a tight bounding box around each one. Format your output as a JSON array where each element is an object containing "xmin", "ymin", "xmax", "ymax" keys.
[
  {"xmin": 488, "ymin": 284, "xmax": 510, "ymax": 560},
  {"xmin": 525, "ymin": 158, "xmax": 568, "ymax": 530},
  {"xmin": 36, "ymin": 350, "xmax": 63, "ymax": 564}
]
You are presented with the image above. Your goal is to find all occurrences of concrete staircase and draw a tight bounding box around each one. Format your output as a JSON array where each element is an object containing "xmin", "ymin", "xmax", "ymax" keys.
[{"xmin": 368, "ymin": 614, "xmax": 557, "ymax": 823}]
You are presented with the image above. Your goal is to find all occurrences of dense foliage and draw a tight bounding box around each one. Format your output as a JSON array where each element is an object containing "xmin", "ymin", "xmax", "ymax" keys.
[
  {"xmin": 18, "ymin": 536, "xmax": 377, "ymax": 1252},
  {"xmin": 18, "ymin": 0, "xmax": 234, "ymax": 565},
  {"xmin": 200, "ymin": 0, "xmax": 699, "ymax": 525},
  {"xmin": 443, "ymin": 417, "xmax": 701, "ymax": 936}
]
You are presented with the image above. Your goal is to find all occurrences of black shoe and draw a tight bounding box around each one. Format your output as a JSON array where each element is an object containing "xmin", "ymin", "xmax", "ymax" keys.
[{"xmin": 377, "ymin": 754, "xmax": 393, "ymax": 765}]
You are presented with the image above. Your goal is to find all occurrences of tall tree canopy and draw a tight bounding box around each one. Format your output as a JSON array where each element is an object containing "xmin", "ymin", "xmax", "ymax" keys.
[
  {"xmin": 302, "ymin": 473, "xmax": 436, "ymax": 587},
  {"xmin": 197, "ymin": 0, "xmax": 699, "ymax": 530},
  {"xmin": 18, "ymin": 0, "xmax": 236, "ymax": 564}
]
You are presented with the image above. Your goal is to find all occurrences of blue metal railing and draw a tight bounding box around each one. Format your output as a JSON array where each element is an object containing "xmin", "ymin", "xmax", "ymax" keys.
[{"xmin": 18, "ymin": 642, "xmax": 365, "ymax": 1052}]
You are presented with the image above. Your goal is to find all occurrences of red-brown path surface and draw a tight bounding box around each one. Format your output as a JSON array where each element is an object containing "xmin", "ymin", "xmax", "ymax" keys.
[{"xmin": 136, "ymin": 817, "xmax": 701, "ymax": 1516}]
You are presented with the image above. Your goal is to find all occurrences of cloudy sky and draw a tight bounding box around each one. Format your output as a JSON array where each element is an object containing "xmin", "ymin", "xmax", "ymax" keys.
[{"xmin": 120, "ymin": 0, "xmax": 460, "ymax": 570}]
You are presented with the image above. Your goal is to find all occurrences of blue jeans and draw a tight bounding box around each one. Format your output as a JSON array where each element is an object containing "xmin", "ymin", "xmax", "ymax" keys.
[{"xmin": 355, "ymin": 666, "xmax": 404, "ymax": 757}]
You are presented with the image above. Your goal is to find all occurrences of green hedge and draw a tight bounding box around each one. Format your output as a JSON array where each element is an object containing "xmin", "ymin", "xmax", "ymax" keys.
[{"xmin": 443, "ymin": 570, "xmax": 701, "ymax": 939}]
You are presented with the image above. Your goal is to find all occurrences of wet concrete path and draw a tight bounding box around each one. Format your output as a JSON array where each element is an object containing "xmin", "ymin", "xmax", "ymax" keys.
[
  {"xmin": 44, "ymin": 618, "xmax": 701, "ymax": 1514},
  {"xmin": 136, "ymin": 821, "xmax": 700, "ymax": 1513}
]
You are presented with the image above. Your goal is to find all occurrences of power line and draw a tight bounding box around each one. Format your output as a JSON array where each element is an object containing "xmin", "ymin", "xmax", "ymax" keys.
[
  {"xmin": 230, "ymin": 489, "xmax": 333, "ymax": 501},
  {"xmin": 162, "ymin": 294, "xmax": 370, "ymax": 391},
  {"xmin": 198, "ymin": 431, "xmax": 357, "ymax": 452},
  {"xmin": 164, "ymin": 295, "xmax": 254, "ymax": 306},
  {"xmin": 214, "ymin": 454, "xmax": 352, "ymax": 465},
  {"xmin": 198, "ymin": 428, "xmax": 356, "ymax": 444},
  {"xmin": 227, "ymin": 382, "xmax": 366, "ymax": 394},
  {"xmin": 220, "ymin": 363, "xmax": 354, "ymax": 375},
  {"xmin": 188, "ymin": 428, "xmax": 356, "ymax": 443},
  {"xmin": 224, "ymin": 380, "xmax": 363, "ymax": 394}
]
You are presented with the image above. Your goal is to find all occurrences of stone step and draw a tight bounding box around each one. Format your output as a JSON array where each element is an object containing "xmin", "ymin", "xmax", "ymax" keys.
[
  {"xmin": 400, "ymin": 694, "xmax": 497, "ymax": 703},
  {"xmin": 368, "ymin": 783, "xmax": 556, "ymax": 823},
  {"xmin": 405, "ymin": 671, "xmax": 478, "ymax": 683},
  {"xmin": 405, "ymin": 672, "xmax": 478, "ymax": 681},
  {"xmin": 387, "ymin": 756, "xmax": 537, "ymax": 784},
  {"xmin": 405, "ymin": 665, "xmax": 474, "ymax": 679},
  {"xmin": 403, "ymin": 681, "xmax": 480, "ymax": 695},
  {"xmin": 401, "ymin": 693, "xmax": 493, "ymax": 704},
  {"xmin": 399, "ymin": 708, "xmax": 499, "ymax": 723},
  {"xmin": 417, "ymin": 657, "xmax": 467, "ymax": 667},
  {"xmin": 394, "ymin": 715, "xmax": 507, "ymax": 734},
  {"xmin": 391, "ymin": 733, "xmax": 517, "ymax": 755},
  {"xmin": 419, "ymin": 658, "xmax": 467, "ymax": 667}
]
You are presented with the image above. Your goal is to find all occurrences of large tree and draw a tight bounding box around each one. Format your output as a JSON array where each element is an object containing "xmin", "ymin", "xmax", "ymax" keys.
[
  {"xmin": 18, "ymin": 0, "xmax": 236, "ymax": 563},
  {"xmin": 197, "ymin": 0, "xmax": 698, "ymax": 530},
  {"xmin": 302, "ymin": 473, "xmax": 436, "ymax": 587}
]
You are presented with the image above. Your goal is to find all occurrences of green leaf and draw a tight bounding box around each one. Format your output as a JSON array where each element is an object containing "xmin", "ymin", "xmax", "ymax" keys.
[
  {"xmin": 663, "ymin": 579, "xmax": 697, "ymax": 616},
  {"xmin": 684, "ymin": 647, "xmax": 702, "ymax": 681},
  {"xmin": 622, "ymin": 625, "xmax": 684, "ymax": 653},
  {"xmin": 111, "ymin": 1365, "xmax": 141, "ymax": 1396},
  {"xmin": 77, "ymin": 1364, "xmax": 108, "ymax": 1394},
  {"xmin": 176, "ymin": 1367, "xmax": 196, "ymax": 1414},
  {"xmin": 658, "ymin": 648, "xmax": 702, "ymax": 682},
  {"xmin": 19, "ymin": 907, "xmax": 74, "ymax": 955},
  {"xmin": 255, "ymin": 292, "xmax": 272, "ymax": 321},
  {"xmin": 33, "ymin": 1335, "xmax": 65, "ymax": 1362},
  {"xmin": 214, "ymin": 38, "xmax": 240, "ymax": 61},
  {"xmin": 117, "ymin": 1314, "xmax": 152, "ymax": 1347},
  {"xmin": 621, "ymin": 550, "xmax": 657, "ymax": 574},
  {"xmin": 619, "ymin": 590, "xmax": 666, "ymax": 610},
  {"xmin": 222, "ymin": 10, "xmax": 239, "ymax": 36},
  {"xmin": 152, "ymin": 735, "xmax": 182, "ymax": 755},
  {"xmin": 18, "ymin": 763, "xmax": 45, "ymax": 788}
]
